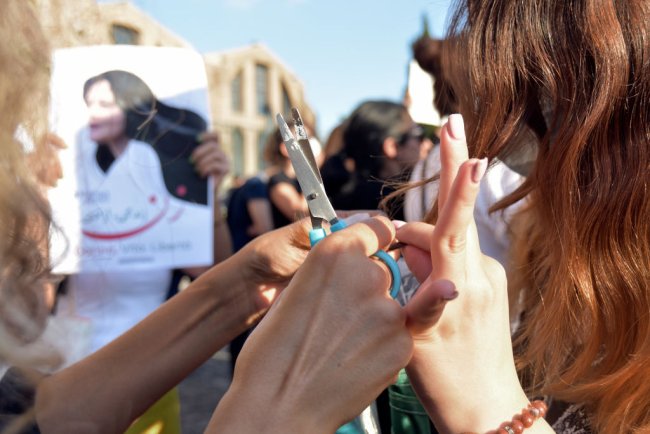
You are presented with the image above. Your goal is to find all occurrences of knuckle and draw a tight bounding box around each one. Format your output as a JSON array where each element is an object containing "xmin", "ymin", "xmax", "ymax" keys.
[
  {"xmin": 367, "ymin": 262, "xmax": 390, "ymax": 290},
  {"xmin": 310, "ymin": 246, "xmax": 340, "ymax": 268},
  {"xmin": 316, "ymin": 234, "xmax": 348, "ymax": 255},
  {"xmin": 380, "ymin": 301, "xmax": 406, "ymax": 326},
  {"xmin": 443, "ymin": 233, "xmax": 467, "ymax": 254},
  {"xmin": 310, "ymin": 237, "xmax": 349, "ymax": 266},
  {"xmin": 371, "ymin": 214, "xmax": 392, "ymax": 227}
]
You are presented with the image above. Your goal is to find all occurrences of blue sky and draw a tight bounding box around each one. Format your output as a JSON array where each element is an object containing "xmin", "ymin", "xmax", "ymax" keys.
[{"xmin": 123, "ymin": 0, "xmax": 453, "ymax": 138}]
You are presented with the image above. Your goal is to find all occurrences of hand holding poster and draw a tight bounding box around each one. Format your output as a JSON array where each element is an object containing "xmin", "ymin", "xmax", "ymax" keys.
[{"xmin": 48, "ymin": 46, "xmax": 214, "ymax": 273}]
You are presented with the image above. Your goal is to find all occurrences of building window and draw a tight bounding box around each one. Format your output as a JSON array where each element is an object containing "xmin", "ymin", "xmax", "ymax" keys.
[
  {"xmin": 112, "ymin": 24, "xmax": 139, "ymax": 45},
  {"xmin": 232, "ymin": 128, "xmax": 244, "ymax": 176},
  {"xmin": 281, "ymin": 83, "xmax": 292, "ymax": 117},
  {"xmin": 255, "ymin": 64, "xmax": 270, "ymax": 115},
  {"xmin": 257, "ymin": 130, "xmax": 269, "ymax": 170},
  {"xmin": 231, "ymin": 71, "xmax": 243, "ymax": 112}
]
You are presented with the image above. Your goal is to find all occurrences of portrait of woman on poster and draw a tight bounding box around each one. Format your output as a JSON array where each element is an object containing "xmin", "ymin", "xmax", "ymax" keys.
[{"xmin": 76, "ymin": 69, "xmax": 215, "ymax": 241}]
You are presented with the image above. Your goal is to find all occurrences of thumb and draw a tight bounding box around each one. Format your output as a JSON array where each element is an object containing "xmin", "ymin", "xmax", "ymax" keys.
[
  {"xmin": 405, "ymin": 279, "xmax": 458, "ymax": 335},
  {"xmin": 401, "ymin": 245, "xmax": 433, "ymax": 283}
]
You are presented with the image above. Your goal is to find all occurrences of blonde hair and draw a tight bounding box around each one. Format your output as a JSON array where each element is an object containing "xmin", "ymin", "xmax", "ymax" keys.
[{"xmin": 0, "ymin": 0, "xmax": 56, "ymax": 366}]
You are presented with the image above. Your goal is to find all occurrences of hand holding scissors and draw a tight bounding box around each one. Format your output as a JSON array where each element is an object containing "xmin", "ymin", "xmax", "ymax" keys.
[{"xmin": 276, "ymin": 108, "xmax": 402, "ymax": 298}]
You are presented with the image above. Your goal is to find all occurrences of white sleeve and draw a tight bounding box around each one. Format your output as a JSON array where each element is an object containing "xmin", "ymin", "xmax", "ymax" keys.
[
  {"xmin": 404, "ymin": 146, "xmax": 441, "ymax": 222},
  {"xmin": 474, "ymin": 161, "xmax": 526, "ymax": 267}
]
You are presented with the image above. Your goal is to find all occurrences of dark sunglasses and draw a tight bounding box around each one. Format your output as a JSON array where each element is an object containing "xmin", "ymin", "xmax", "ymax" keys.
[{"xmin": 397, "ymin": 125, "xmax": 425, "ymax": 145}]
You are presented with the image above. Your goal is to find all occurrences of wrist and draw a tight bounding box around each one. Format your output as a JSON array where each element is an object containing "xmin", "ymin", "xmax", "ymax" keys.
[
  {"xmin": 235, "ymin": 235, "xmax": 292, "ymax": 314},
  {"xmin": 406, "ymin": 356, "xmax": 534, "ymax": 434},
  {"xmin": 458, "ymin": 401, "xmax": 551, "ymax": 434},
  {"xmin": 443, "ymin": 394, "xmax": 529, "ymax": 434},
  {"xmin": 436, "ymin": 392, "xmax": 553, "ymax": 434},
  {"xmin": 209, "ymin": 384, "xmax": 320, "ymax": 434},
  {"xmin": 225, "ymin": 245, "xmax": 277, "ymax": 320},
  {"xmin": 187, "ymin": 255, "xmax": 259, "ymax": 332},
  {"xmin": 489, "ymin": 400, "xmax": 549, "ymax": 434},
  {"xmin": 456, "ymin": 395, "xmax": 532, "ymax": 434}
]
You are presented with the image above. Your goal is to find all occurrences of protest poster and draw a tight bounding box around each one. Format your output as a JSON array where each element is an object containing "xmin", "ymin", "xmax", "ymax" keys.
[{"xmin": 48, "ymin": 45, "xmax": 213, "ymax": 273}]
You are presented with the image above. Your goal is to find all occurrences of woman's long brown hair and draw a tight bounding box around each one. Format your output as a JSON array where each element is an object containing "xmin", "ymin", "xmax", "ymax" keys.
[{"xmin": 443, "ymin": 1, "xmax": 650, "ymax": 432}]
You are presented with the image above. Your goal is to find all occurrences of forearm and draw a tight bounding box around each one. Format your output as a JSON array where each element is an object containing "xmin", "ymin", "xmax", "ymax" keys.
[
  {"xmin": 270, "ymin": 184, "xmax": 308, "ymax": 220},
  {"xmin": 247, "ymin": 199, "xmax": 273, "ymax": 236},
  {"xmin": 35, "ymin": 254, "xmax": 256, "ymax": 434}
]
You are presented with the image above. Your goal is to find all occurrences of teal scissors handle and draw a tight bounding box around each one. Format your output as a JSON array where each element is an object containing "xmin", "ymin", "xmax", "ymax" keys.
[{"xmin": 309, "ymin": 220, "xmax": 401, "ymax": 299}]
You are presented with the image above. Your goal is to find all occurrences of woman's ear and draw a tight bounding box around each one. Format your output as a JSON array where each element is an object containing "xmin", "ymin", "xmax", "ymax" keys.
[{"xmin": 383, "ymin": 136, "xmax": 398, "ymax": 159}]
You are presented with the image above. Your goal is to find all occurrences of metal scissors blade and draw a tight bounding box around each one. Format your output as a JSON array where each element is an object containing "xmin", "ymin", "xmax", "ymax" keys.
[
  {"xmin": 276, "ymin": 112, "xmax": 338, "ymax": 226},
  {"xmin": 291, "ymin": 107, "xmax": 322, "ymax": 184},
  {"xmin": 278, "ymin": 109, "xmax": 402, "ymax": 300}
]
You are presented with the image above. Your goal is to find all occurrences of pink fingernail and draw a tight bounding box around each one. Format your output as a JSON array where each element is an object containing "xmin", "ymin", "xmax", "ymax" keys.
[
  {"xmin": 471, "ymin": 158, "xmax": 488, "ymax": 183},
  {"xmin": 442, "ymin": 290, "xmax": 459, "ymax": 301},
  {"xmin": 438, "ymin": 280, "xmax": 459, "ymax": 301},
  {"xmin": 447, "ymin": 114, "xmax": 465, "ymax": 140},
  {"xmin": 392, "ymin": 220, "xmax": 407, "ymax": 229}
]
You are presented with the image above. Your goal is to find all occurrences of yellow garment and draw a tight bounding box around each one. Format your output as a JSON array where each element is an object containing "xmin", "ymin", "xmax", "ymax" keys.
[{"xmin": 125, "ymin": 388, "xmax": 181, "ymax": 434}]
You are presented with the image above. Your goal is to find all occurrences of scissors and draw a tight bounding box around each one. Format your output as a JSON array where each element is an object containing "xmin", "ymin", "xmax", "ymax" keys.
[{"xmin": 276, "ymin": 108, "xmax": 401, "ymax": 299}]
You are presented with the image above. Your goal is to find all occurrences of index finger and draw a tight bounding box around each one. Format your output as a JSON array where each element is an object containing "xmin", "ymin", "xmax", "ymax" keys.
[
  {"xmin": 318, "ymin": 215, "xmax": 396, "ymax": 259},
  {"xmin": 430, "ymin": 158, "xmax": 486, "ymax": 280},
  {"xmin": 438, "ymin": 114, "xmax": 469, "ymax": 213}
]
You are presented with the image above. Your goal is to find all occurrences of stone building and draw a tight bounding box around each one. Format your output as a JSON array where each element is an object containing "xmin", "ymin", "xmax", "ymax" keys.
[
  {"xmin": 34, "ymin": 0, "xmax": 315, "ymax": 178},
  {"xmin": 35, "ymin": 0, "xmax": 189, "ymax": 48},
  {"xmin": 204, "ymin": 44, "xmax": 316, "ymax": 177}
]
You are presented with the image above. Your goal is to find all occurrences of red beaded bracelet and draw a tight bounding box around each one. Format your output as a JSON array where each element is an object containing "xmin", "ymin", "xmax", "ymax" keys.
[{"xmin": 491, "ymin": 400, "xmax": 548, "ymax": 434}]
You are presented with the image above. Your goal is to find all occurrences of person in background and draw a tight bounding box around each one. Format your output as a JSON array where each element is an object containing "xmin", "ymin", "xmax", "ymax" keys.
[
  {"xmin": 319, "ymin": 121, "xmax": 352, "ymax": 200},
  {"xmin": 264, "ymin": 117, "xmax": 321, "ymax": 228},
  {"xmin": 402, "ymin": 36, "xmax": 458, "ymax": 225},
  {"xmin": 402, "ymin": 34, "xmax": 523, "ymax": 269},
  {"xmin": 226, "ymin": 174, "xmax": 273, "ymax": 255},
  {"xmin": 328, "ymin": 100, "xmax": 426, "ymax": 222},
  {"xmin": 224, "ymin": 170, "xmax": 273, "ymax": 373},
  {"xmin": 53, "ymin": 70, "xmax": 230, "ymax": 434}
]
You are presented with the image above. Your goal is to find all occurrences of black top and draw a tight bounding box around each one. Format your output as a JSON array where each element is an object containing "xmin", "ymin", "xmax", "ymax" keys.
[
  {"xmin": 0, "ymin": 368, "xmax": 40, "ymax": 433},
  {"xmin": 226, "ymin": 176, "xmax": 268, "ymax": 252},
  {"xmin": 330, "ymin": 172, "xmax": 406, "ymax": 221},
  {"xmin": 320, "ymin": 154, "xmax": 352, "ymax": 201},
  {"xmin": 267, "ymin": 171, "xmax": 301, "ymax": 229}
]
